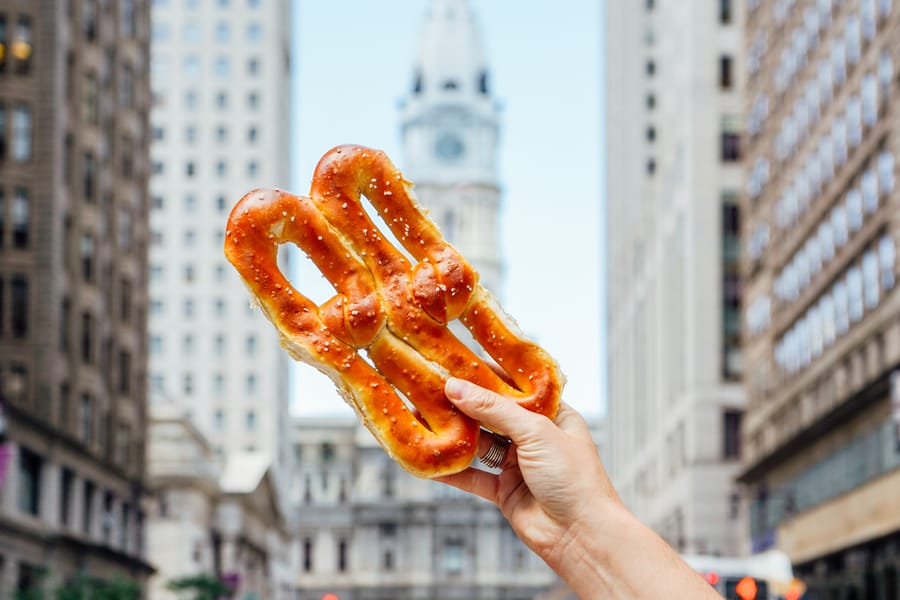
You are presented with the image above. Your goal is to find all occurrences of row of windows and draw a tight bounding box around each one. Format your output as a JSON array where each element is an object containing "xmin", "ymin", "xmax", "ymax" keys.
[
  {"xmin": 78, "ymin": 0, "xmax": 139, "ymax": 42},
  {"xmin": 213, "ymin": 408, "xmax": 255, "ymax": 431},
  {"xmin": 170, "ymin": 89, "xmax": 261, "ymax": 112},
  {"xmin": 774, "ymin": 52, "xmax": 892, "ymax": 166},
  {"xmin": 775, "ymin": 234, "xmax": 895, "ymax": 374},
  {"xmin": 0, "ymin": 102, "xmax": 31, "ymax": 161},
  {"xmin": 152, "ymin": 157, "xmax": 261, "ymax": 178},
  {"xmin": 149, "ymin": 262, "xmax": 232, "ymax": 286},
  {"xmin": 152, "ymin": 20, "xmax": 264, "ymax": 44},
  {"xmin": 774, "ymin": 151, "xmax": 895, "ymax": 303},
  {"xmin": 150, "ymin": 333, "xmax": 258, "ymax": 356},
  {"xmin": 773, "ymin": 94, "xmax": 893, "ymax": 234},
  {"xmin": 151, "ymin": 55, "xmax": 262, "ymax": 80},
  {"xmin": 151, "ymin": 193, "xmax": 230, "ymax": 214},
  {"xmin": 0, "ymin": 13, "xmax": 34, "ymax": 75},
  {"xmin": 153, "ymin": 0, "xmax": 264, "ymax": 8},
  {"xmin": 17, "ymin": 444, "xmax": 140, "ymax": 553},
  {"xmin": 150, "ymin": 228, "xmax": 228, "ymax": 250},
  {"xmin": 149, "ymin": 372, "xmax": 259, "ymax": 396},
  {"xmin": 749, "ymin": 420, "xmax": 899, "ymax": 540}
]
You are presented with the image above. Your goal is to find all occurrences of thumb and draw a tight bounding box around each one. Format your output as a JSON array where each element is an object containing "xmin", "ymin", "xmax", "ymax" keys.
[{"xmin": 445, "ymin": 378, "xmax": 545, "ymax": 444}]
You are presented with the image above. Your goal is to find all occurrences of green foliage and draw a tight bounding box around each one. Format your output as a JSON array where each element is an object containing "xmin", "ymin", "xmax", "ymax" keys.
[
  {"xmin": 15, "ymin": 574, "xmax": 141, "ymax": 600},
  {"xmin": 166, "ymin": 574, "xmax": 232, "ymax": 600}
]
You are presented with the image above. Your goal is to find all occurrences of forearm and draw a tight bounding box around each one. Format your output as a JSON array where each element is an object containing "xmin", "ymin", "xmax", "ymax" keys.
[{"xmin": 549, "ymin": 504, "xmax": 720, "ymax": 600}]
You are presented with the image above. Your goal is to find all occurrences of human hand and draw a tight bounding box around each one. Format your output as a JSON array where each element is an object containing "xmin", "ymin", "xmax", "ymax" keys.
[
  {"xmin": 438, "ymin": 377, "xmax": 620, "ymax": 569},
  {"xmin": 439, "ymin": 378, "xmax": 722, "ymax": 600}
]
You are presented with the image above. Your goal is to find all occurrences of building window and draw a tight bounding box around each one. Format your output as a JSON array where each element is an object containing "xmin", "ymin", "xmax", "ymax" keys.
[
  {"xmin": 83, "ymin": 72, "xmax": 98, "ymax": 125},
  {"xmin": 247, "ymin": 57, "xmax": 259, "ymax": 75},
  {"xmin": 248, "ymin": 92, "xmax": 259, "ymax": 109},
  {"xmin": 721, "ymin": 129, "xmax": 741, "ymax": 162},
  {"xmin": 183, "ymin": 333, "xmax": 194, "ymax": 355},
  {"xmin": 80, "ymin": 232, "xmax": 95, "ymax": 281},
  {"xmin": 443, "ymin": 540, "xmax": 464, "ymax": 576},
  {"xmin": 247, "ymin": 22, "xmax": 262, "ymax": 42},
  {"xmin": 247, "ymin": 127, "xmax": 258, "ymax": 143},
  {"xmin": 80, "ymin": 312, "xmax": 93, "ymax": 363},
  {"xmin": 11, "ymin": 187, "xmax": 28, "ymax": 248},
  {"xmin": 719, "ymin": 55, "xmax": 734, "ymax": 90},
  {"xmin": 83, "ymin": 151, "xmax": 95, "ymax": 201},
  {"xmin": 11, "ymin": 104, "xmax": 30, "ymax": 161},
  {"xmin": 83, "ymin": 480, "xmax": 95, "ymax": 534},
  {"xmin": 302, "ymin": 538, "xmax": 313, "ymax": 572},
  {"xmin": 215, "ymin": 22, "xmax": 230, "ymax": 43},
  {"xmin": 246, "ymin": 335, "xmax": 256, "ymax": 355},
  {"xmin": 184, "ymin": 55, "xmax": 200, "ymax": 76},
  {"xmin": 337, "ymin": 539, "xmax": 348, "ymax": 572},
  {"xmin": 646, "ymin": 158, "xmax": 656, "ymax": 175},
  {"xmin": 118, "ymin": 350, "xmax": 131, "ymax": 394},
  {"xmin": 215, "ymin": 334, "xmax": 225, "ymax": 356},
  {"xmin": 60, "ymin": 467, "xmax": 74, "ymax": 526},
  {"xmin": 723, "ymin": 410, "xmax": 742, "ymax": 459},
  {"xmin": 214, "ymin": 56, "xmax": 230, "ymax": 78},
  {"xmin": 17, "ymin": 447, "xmax": 42, "ymax": 516},
  {"xmin": 11, "ymin": 274, "xmax": 28, "ymax": 338},
  {"xmin": 720, "ymin": 0, "xmax": 732, "ymax": 23},
  {"xmin": 214, "ymin": 409, "xmax": 224, "ymax": 430},
  {"xmin": 84, "ymin": 0, "xmax": 97, "ymax": 41},
  {"xmin": 80, "ymin": 394, "xmax": 93, "ymax": 443},
  {"xmin": 183, "ymin": 373, "xmax": 194, "ymax": 395},
  {"xmin": 646, "ymin": 59, "xmax": 656, "ymax": 76},
  {"xmin": 383, "ymin": 550, "xmax": 394, "ymax": 571},
  {"xmin": 646, "ymin": 126, "xmax": 656, "ymax": 142},
  {"xmin": 246, "ymin": 374, "xmax": 256, "ymax": 394},
  {"xmin": 214, "ymin": 374, "xmax": 224, "ymax": 394},
  {"xmin": 246, "ymin": 410, "xmax": 255, "ymax": 431}
]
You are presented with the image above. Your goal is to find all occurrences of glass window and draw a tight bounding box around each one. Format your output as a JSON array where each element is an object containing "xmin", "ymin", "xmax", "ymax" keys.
[
  {"xmin": 847, "ymin": 96, "xmax": 862, "ymax": 147},
  {"xmin": 879, "ymin": 234, "xmax": 896, "ymax": 290},
  {"xmin": 819, "ymin": 221, "xmax": 834, "ymax": 262},
  {"xmin": 847, "ymin": 188, "xmax": 863, "ymax": 232},
  {"xmin": 214, "ymin": 334, "xmax": 225, "ymax": 356},
  {"xmin": 834, "ymin": 280, "xmax": 849, "ymax": 334},
  {"xmin": 862, "ymin": 170, "xmax": 879, "ymax": 214},
  {"xmin": 247, "ymin": 23, "xmax": 262, "ymax": 42},
  {"xmin": 832, "ymin": 205, "xmax": 848, "ymax": 246},
  {"xmin": 832, "ymin": 116, "xmax": 847, "ymax": 166},
  {"xmin": 215, "ymin": 56, "xmax": 230, "ymax": 78},
  {"xmin": 864, "ymin": 250, "xmax": 880, "ymax": 309},
  {"xmin": 810, "ymin": 305, "xmax": 823, "ymax": 358},
  {"xmin": 862, "ymin": 74, "xmax": 878, "ymax": 127},
  {"xmin": 821, "ymin": 293, "xmax": 836, "ymax": 346},
  {"xmin": 878, "ymin": 151, "xmax": 895, "ymax": 194},
  {"xmin": 832, "ymin": 38, "xmax": 847, "ymax": 85},
  {"xmin": 246, "ymin": 374, "xmax": 256, "ymax": 393},
  {"xmin": 214, "ymin": 409, "xmax": 224, "ymax": 429},
  {"xmin": 12, "ymin": 187, "xmax": 28, "ymax": 248},
  {"xmin": 879, "ymin": 52, "xmax": 894, "ymax": 94},
  {"xmin": 246, "ymin": 410, "xmax": 256, "ymax": 431},
  {"xmin": 184, "ymin": 56, "xmax": 200, "ymax": 76},
  {"xmin": 184, "ymin": 22, "xmax": 200, "ymax": 43},
  {"xmin": 215, "ymin": 22, "xmax": 230, "ymax": 43},
  {"xmin": 808, "ymin": 237, "xmax": 822, "ymax": 276},
  {"xmin": 848, "ymin": 267, "xmax": 864, "ymax": 322},
  {"xmin": 846, "ymin": 16, "xmax": 862, "ymax": 65},
  {"xmin": 862, "ymin": 0, "xmax": 877, "ymax": 41},
  {"xmin": 12, "ymin": 103, "xmax": 31, "ymax": 161}
]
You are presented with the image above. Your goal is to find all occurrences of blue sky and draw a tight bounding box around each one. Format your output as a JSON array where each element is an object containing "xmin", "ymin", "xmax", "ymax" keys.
[{"xmin": 289, "ymin": 0, "xmax": 606, "ymax": 418}]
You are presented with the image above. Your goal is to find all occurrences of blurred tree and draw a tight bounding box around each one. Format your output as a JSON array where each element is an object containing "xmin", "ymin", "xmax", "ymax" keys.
[{"xmin": 166, "ymin": 574, "xmax": 233, "ymax": 600}]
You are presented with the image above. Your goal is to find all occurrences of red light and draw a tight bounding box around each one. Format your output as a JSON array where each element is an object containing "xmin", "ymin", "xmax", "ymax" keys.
[
  {"xmin": 785, "ymin": 591, "xmax": 800, "ymax": 600},
  {"xmin": 704, "ymin": 572, "xmax": 720, "ymax": 585},
  {"xmin": 736, "ymin": 576, "xmax": 758, "ymax": 600},
  {"xmin": 321, "ymin": 595, "xmax": 339, "ymax": 600}
]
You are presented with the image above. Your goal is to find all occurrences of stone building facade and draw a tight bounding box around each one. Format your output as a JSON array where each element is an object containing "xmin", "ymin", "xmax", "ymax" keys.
[
  {"xmin": 740, "ymin": 0, "xmax": 900, "ymax": 595},
  {"xmin": 0, "ymin": 0, "xmax": 154, "ymax": 594},
  {"xmin": 289, "ymin": 418, "xmax": 558, "ymax": 600},
  {"xmin": 605, "ymin": 0, "xmax": 747, "ymax": 556}
]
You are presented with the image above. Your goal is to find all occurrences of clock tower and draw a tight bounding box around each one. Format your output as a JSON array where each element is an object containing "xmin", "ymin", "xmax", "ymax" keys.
[{"xmin": 400, "ymin": 0, "xmax": 504, "ymax": 297}]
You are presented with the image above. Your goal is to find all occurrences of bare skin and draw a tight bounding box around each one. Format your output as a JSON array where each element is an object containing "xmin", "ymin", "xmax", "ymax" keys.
[{"xmin": 439, "ymin": 377, "xmax": 722, "ymax": 600}]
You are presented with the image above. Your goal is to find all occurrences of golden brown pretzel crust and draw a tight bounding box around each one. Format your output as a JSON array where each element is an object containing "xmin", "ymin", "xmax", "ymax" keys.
[{"xmin": 224, "ymin": 144, "xmax": 564, "ymax": 478}]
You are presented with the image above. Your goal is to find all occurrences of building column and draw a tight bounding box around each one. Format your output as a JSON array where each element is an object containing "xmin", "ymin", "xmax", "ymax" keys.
[
  {"xmin": 39, "ymin": 460, "xmax": 59, "ymax": 529},
  {"xmin": 1, "ymin": 442, "xmax": 19, "ymax": 514}
]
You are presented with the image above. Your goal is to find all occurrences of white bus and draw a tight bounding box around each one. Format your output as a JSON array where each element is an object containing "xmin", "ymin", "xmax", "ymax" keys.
[{"xmin": 681, "ymin": 550, "xmax": 806, "ymax": 599}]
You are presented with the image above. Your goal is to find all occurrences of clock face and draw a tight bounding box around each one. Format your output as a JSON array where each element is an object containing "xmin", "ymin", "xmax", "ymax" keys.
[{"xmin": 435, "ymin": 133, "xmax": 465, "ymax": 161}]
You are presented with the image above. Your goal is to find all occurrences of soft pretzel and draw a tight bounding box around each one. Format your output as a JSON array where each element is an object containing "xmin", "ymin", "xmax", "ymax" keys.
[{"xmin": 224, "ymin": 144, "xmax": 564, "ymax": 478}]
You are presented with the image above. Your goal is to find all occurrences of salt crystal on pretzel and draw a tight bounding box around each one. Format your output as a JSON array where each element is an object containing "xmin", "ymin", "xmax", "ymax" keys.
[{"xmin": 224, "ymin": 144, "xmax": 564, "ymax": 478}]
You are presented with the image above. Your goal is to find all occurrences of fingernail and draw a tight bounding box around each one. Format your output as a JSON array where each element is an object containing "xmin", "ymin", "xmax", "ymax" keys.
[{"xmin": 445, "ymin": 377, "xmax": 468, "ymax": 401}]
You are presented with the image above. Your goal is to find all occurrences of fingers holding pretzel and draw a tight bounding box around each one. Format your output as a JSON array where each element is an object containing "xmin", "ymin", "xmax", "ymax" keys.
[{"xmin": 224, "ymin": 144, "xmax": 564, "ymax": 478}]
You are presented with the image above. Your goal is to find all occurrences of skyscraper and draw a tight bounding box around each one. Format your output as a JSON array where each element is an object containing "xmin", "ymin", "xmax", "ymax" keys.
[
  {"xmin": 0, "ymin": 0, "xmax": 153, "ymax": 593},
  {"xmin": 605, "ymin": 0, "xmax": 746, "ymax": 556},
  {"xmin": 740, "ymin": 1, "xmax": 900, "ymax": 594},
  {"xmin": 146, "ymin": 0, "xmax": 292, "ymax": 484}
]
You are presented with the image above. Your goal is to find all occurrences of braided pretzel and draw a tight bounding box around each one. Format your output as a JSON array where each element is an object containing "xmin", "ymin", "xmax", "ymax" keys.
[{"xmin": 224, "ymin": 144, "xmax": 564, "ymax": 478}]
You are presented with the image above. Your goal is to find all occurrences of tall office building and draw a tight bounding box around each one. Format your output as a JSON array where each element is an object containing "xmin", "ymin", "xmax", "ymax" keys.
[
  {"xmin": 605, "ymin": 0, "xmax": 746, "ymax": 556},
  {"xmin": 0, "ymin": 0, "xmax": 153, "ymax": 593},
  {"xmin": 740, "ymin": 1, "xmax": 900, "ymax": 594},
  {"xmin": 146, "ymin": 0, "xmax": 292, "ymax": 484}
]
